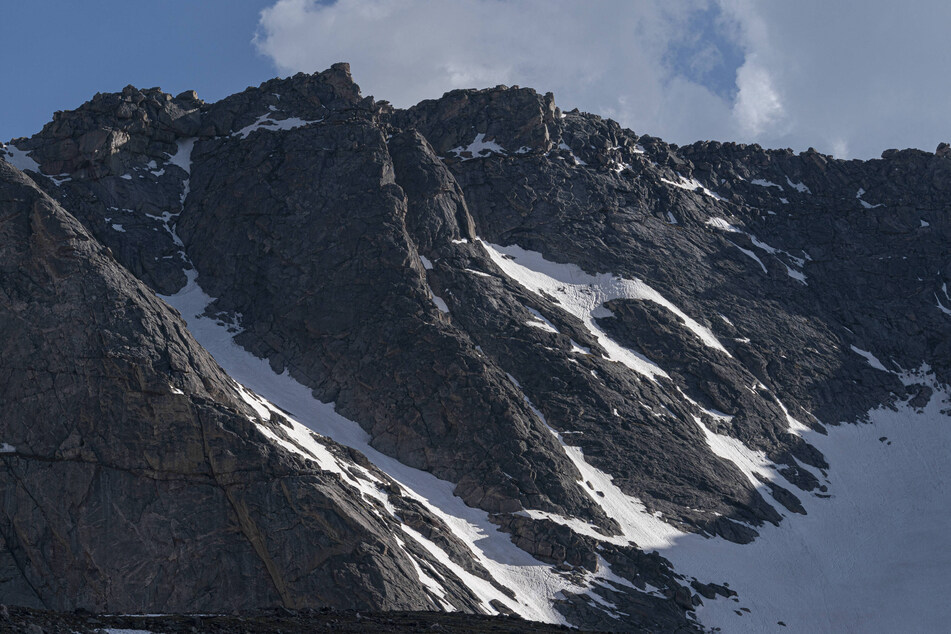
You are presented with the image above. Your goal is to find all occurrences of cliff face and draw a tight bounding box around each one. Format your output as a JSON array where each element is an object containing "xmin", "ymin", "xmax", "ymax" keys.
[
  {"xmin": 0, "ymin": 158, "xmax": 503, "ymax": 617},
  {"xmin": 1, "ymin": 63, "xmax": 949, "ymax": 631}
]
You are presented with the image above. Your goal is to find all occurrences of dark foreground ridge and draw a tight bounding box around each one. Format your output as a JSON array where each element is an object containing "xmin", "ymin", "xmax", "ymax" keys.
[
  {"xmin": 1, "ymin": 62, "xmax": 949, "ymax": 631},
  {"xmin": 0, "ymin": 605, "xmax": 572, "ymax": 633}
]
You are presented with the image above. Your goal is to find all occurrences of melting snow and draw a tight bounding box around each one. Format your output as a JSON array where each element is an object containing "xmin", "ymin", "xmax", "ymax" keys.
[
  {"xmin": 482, "ymin": 248, "xmax": 664, "ymax": 380},
  {"xmin": 849, "ymin": 345, "xmax": 890, "ymax": 372},
  {"xmin": 111, "ymin": 224, "xmax": 126, "ymax": 232},
  {"xmin": 570, "ymin": 340, "xmax": 591, "ymax": 355},
  {"xmin": 661, "ymin": 174, "xmax": 724, "ymax": 200},
  {"xmin": 447, "ymin": 133, "xmax": 506, "ymax": 160},
  {"xmin": 1, "ymin": 143, "xmax": 41, "ymax": 172},
  {"xmin": 482, "ymin": 241, "xmax": 730, "ymax": 369},
  {"xmin": 430, "ymin": 290, "xmax": 450, "ymax": 313},
  {"xmin": 705, "ymin": 217, "xmax": 741, "ymax": 233},
  {"xmin": 706, "ymin": 217, "xmax": 807, "ymax": 284},
  {"xmin": 937, "ymin": 284, "xmax": 951, "ymax": 316},
  {"xmin": 232, "ymin": 114, "xmax": 321, "ymax": 140},
  {"xmin": 0, "ymin": 443, "xmax": 15, "ymax": 453},
  {"xmin": 692, "ymin": 415, "xmax": 775, "ymax": 489},
  {"xmin": 524, "ymin": 307, "xmax": 559, "ymax": 333},
  {"xmin": 726, "ymin": 240, "xmax": 768, "ymax": 274},
  {"xmin": 751, "ymin": 178, "xmax": 782, "ymax": 189},
  {"xmin": 785, "ymin": 176, "xmax": 811, "ymax": 194},
  {"xmin": 556, "ymin": 141, "xmax": 587, "ymax": 166},
  {"xmin": 856, "ymin": 188, "xmax": 883, "ymax": 209}
]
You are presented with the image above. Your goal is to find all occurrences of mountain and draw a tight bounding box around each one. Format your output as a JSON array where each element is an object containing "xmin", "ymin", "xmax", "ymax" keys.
[{"xmin": 1, "ymin": 63, "xmax": 949, "ymax": 632}]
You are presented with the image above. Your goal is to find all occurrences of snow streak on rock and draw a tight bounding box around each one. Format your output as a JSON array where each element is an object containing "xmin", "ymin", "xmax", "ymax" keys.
[
  {"xmin": 481, "ymin": 240, "xmax": 730, "ymax": 378},
  {"xmin": 159, "ymin": 270, "xmax": 582, "ymax": 626}
]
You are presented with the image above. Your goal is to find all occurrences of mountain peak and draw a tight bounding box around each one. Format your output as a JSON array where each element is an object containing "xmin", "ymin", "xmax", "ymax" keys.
[{"xmin": 2, "ymin": 66, "xmax": 950, "ymax": 632}]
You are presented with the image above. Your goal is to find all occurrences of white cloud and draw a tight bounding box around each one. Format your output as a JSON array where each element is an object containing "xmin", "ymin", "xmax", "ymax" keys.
[
  {"xmin": 732, "ymin": 57, "xmax": 785, "ymax": 137},
  {"xmin": 720, "ymin": 0, "xmax": 951, "ymax": 157},
  {"xmin": 254, "ymin": 0, "xmax": 735, "ymax": 143},
  {"xmin": 256, "ymin": 0, "xmax": 951, "ymax": 159}
]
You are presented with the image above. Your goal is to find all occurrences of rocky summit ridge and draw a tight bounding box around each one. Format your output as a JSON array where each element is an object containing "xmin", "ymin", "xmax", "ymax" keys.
[{"xmin": 1, "ymin": 63, "xmax": 950, "ymax": 632}]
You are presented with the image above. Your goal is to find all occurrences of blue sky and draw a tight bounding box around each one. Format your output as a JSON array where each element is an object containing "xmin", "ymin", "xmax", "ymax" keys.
[
  {"xmin": 1, "ymin": 1, "xmax": 276, "ymax": 141},
  {"xmin": 4, "ymin": 1, "xmax": 950, "ymax": 159}
]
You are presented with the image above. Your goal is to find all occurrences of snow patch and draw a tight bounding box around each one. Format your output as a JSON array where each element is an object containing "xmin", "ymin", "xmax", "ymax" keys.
[
  {"xmin": 726, "ymin": 240, "xmax": 768, "ymax": 274},
  {"xmin": 705, "ymin": 217, "xmax": 741, "ymax": 233},
  {"xmin": 1, "ymin": 143, "xmax": 41, "ymax": 172},
  {"xmin": 535, "ymin": 417, "xmax": 683, "ymax": 551},
  {"xmin": 525, "ymin": 307, "xmax": 559, "ymax": 333},
  {"xmin": 570, "ymin": 340, "xmax": 591, "ymax": 355},
  {"xmin": 393, "ymin": 535, "xmax": 453, "ymax": 609},
  {"xmin": 693, "ymin": 415, "xmax": 775, "ymax": 488},
  {"xmin": 481, "ymin": 241, "xmax": 730, "ymax": 383},
  {"xmin": 856, "ymin": 188, "xmax": 883, "ymax": 209},
  {"xmin": 849, "ymin": 345, "xmax": 890, "ymax": 372},
  {"xmin": 556, "ymin": 141, "xmax": 587, "ymax": 166},
  {"xmin": 751, "ymin": 178, "xmax": 782, "ymax": 189},
  {"xmin": 661, "ymin": 174, "xmax": 724, "ymax": 200},
  {"xmin": 706, "ymin": 217, "xmax": 807, "ymax": 283},
  {"xmin": 430, "ymin": 291, "xmax": 449, "ymax": 313},
  {"xmin": 167, "ymin": 139, "xmax": 194, "ymax": 173},
  {"xmin": 784, "ymin": 266, "xmax": 807, "ymax": 283},
  {"xmin": 785, "ymin": 176, "xmax": 811, "ymax": 194},
  {"xmin": 447, "ymin": 133, "xmax": 506, "ymax": 160},
  {"xmin": 233, "ymin": 113, "xmax": 321, "ymax": 139}
]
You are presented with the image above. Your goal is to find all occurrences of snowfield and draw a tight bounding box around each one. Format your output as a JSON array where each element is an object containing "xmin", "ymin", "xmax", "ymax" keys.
[{"xmin": 664, "ymin": 368, "xmax": 951, "ymax": 633}]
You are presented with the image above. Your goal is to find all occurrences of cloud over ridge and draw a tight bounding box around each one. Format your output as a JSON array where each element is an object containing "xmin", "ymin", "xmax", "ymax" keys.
[{"xmin": 256, "ymin": 0, "xmax": 951, "ymax": 159}]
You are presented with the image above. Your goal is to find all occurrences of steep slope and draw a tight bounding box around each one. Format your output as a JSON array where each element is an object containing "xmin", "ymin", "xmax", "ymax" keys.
[
  {"xmin": 2, "ymin": 64, "xmax": 950, "ymax": 631},
  {"xmin": 0, "ymin": 159, "xmax": 553, "ymax": 618}
]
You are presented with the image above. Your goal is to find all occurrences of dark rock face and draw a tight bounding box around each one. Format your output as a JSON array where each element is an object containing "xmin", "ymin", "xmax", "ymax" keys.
[
  {"xmin": 0, "ymin": 161, "xmax": 492, "ymax": 615},
  {"xmin": 2, "ymin": 64, "xmax": 949, "ymax": 631}
]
